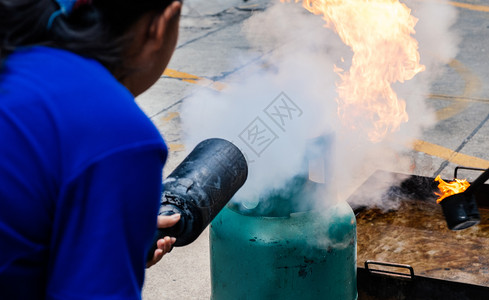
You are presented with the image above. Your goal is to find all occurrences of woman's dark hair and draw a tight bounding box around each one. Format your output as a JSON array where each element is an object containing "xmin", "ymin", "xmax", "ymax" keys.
[{"xmin": 0, "ymin": 0, "xmax": 175, "ymax": 77}]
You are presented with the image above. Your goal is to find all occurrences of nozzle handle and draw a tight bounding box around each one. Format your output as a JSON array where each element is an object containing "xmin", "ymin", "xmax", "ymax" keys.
[
  {"xmin": 466, "ymin": 167, "xmax": 489, "ymax": 194},
  {"xmin": 146, "ymin": 206, "xmax": 185, "ymax": 263},
  {"xmin": 146, "ymin": 138, "xmax": 248, "ymax": 262}
]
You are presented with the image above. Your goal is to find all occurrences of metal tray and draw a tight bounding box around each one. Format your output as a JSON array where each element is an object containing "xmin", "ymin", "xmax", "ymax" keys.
[{"xmin": 349, "ymin": 170, "xmax": 489, "ymax": 299}]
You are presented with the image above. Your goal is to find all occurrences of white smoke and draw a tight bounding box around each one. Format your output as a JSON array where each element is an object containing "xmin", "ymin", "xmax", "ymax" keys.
[{"xmin": 180, "ymin": 0, "xmax": 459, "ymax": 210}]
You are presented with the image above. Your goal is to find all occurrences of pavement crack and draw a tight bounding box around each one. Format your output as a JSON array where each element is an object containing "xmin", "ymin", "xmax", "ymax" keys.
[
  {"xmin": 149, "ymin": 98, "xmax": 185, "ymax": 119},
  {"xmin": 177, "ymin": 9, "xmax": 255, "ymax": 49},
  {"xmin": 434, "ymin": 111, "xmax": 489, "ymax": 177}
]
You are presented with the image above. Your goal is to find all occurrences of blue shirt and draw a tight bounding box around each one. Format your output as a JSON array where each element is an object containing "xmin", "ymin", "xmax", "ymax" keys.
[{"xmin": 0, "ymin": 47, "xmax": 168, "ymax": 299}]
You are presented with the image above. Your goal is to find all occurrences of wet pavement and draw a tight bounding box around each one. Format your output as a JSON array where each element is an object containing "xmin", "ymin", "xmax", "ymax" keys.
[{"xmin": 139, "ymin": 0, "xmax": 489, "ymax": 298}]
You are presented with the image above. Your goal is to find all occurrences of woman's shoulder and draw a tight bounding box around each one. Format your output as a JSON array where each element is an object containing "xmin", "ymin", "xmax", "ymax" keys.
[
  {"xmin": 2, "ymin": 46, "xmax": 126, "ymax": 106},
  {"xmin": 1, "ymin": 46, "xmax": 166, "ymax": 175},
  {"xmin": 6, "ymin": 46, "xmax": 152, "ymax": 130}
]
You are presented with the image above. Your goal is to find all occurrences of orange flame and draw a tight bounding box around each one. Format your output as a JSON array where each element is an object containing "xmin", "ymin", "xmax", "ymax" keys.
[
  {"xmin": 434, "ymin": 175, "xmax": 470, "ymax": 203},
  {"xmin": 285, "ymin": 0, "xmax": 425, "ymax": 142}
]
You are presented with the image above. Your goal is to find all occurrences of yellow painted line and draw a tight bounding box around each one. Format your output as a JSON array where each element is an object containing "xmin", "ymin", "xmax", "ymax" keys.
[
  {"xmin": 433, "ymin": 59, "xmax": 481, "ymax": 121},
  {"xmin": 449, "ymin": 1, "xmax": 489, "ymax": 13},
  {"xmin": 208, "ymin": 81, "xmax": 227, "ymax": 91},
  {"xmin": 449, "ymin": 59, "xmax": 482, "ymax": 97},
  {"xmin": 163, "ymin": 68, "xmax": 200, "ymax": 84},
  {"xmin": 160, "ymin": 68, "xmax": 227, "ymax": 154},
  {"xmin": 434, "ymin": 99, "xmax": 468, "ymax": 121},
  {"xmin": 168, "ymin": 144, "xmax": 185, "ymax": 152},
  {"xmin": 162, "ymin": 68, "xmax": 226, "ymax": 91},
  {"xmin": 158, "ymin": 112, "xmax": 183, "ymax": 151},
  {"xmin": 429, "ymin": 94, "xmax": 489, "ymax": 103},
  {"xmin": 413, "ymin": 139, "xmax": 489, "ymax": 169},
  {"xmin": 238, "ymin": 4, "xmax": 260, "ymax": 9},
  {"xmin": 160, "ymin": 111, "xmax": 180, "ymax": 123}
]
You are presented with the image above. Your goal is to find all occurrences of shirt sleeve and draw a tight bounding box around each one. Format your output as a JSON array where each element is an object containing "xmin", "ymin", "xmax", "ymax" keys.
[{"xmin": 45, "ymin": 146, "xmax": 166, "ymax": 300}]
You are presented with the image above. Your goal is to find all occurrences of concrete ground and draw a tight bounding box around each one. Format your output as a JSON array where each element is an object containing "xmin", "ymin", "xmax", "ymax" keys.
[{"xmin": 137, "ymin": 0, "xmax": 489, "ymax": 298}]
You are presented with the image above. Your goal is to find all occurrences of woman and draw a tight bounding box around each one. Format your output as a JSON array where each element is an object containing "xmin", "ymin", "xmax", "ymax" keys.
[{"xmin": 0, "ymin": 0, "xmax": 182, "ymax": 298}]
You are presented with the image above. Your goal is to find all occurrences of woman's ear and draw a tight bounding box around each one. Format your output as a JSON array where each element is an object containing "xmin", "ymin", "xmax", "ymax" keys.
[
  {"xmin": 122, "ymin": 1, "xmax": 182, "ymax": 96},
  {"xmin": 148, "ymin": 1, "xmax": 182, "ymax": 52}
]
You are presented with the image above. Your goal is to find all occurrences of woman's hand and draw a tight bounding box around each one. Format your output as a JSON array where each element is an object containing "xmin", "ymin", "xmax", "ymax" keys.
[{"xmin": 146, "ymin": 214, "xmax": 181, "ymax": 268}]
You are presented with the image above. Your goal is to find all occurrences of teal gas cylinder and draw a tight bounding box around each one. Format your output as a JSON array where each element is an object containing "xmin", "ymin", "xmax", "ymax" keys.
[{"xmin": 209, "ymin": 176, "xmax": 357, "ymax": 300}]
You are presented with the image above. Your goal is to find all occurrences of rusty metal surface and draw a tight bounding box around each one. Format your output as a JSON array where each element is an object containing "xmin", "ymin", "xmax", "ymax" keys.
[{"xmin": 354, "ymin": 171, "xmax": 489, "ymax": 286}]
